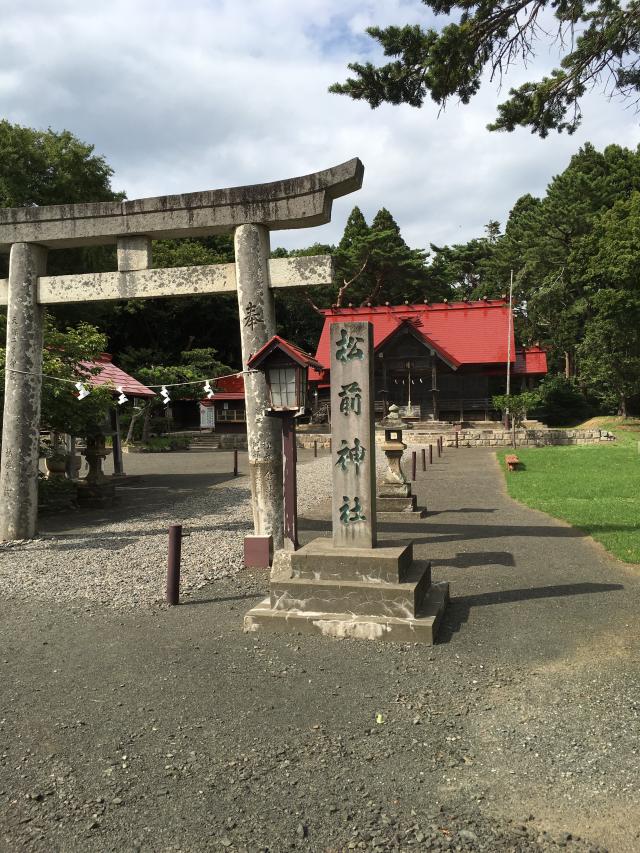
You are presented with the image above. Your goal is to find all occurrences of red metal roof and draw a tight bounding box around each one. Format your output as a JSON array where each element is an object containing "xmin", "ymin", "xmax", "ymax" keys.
[
  {"xmin": 200, "ymin": 372, "xmax": 246, "ymax": 403},
  {"xmin": 247, "ymin": 335, "xmax": 323, "ymax": 371},
  {"xmin": 80, "ymin": 354, "xmax": 156, "ymax": 397},
  {"xmin": 310, "ymin": 301, "xmax": 541, "ymax": 380},
  {"xmin": 213, "ymin": 373, "xmax": 244, "ymax": 394},
  {"xmin": 514, "ymin": 345, "xmax": 547, "ymax": 375}
]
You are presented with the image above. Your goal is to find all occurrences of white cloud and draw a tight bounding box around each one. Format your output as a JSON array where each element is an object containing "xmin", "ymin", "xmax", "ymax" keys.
[{"xmin": 0, "ymin": 0, "xmax": 638, "ymax": 256}]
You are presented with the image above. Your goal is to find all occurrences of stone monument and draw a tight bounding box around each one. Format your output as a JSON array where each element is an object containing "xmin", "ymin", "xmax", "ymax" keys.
[{"xmin": 244, "ymin": 322, "xmax": 448, "ymax": 643}]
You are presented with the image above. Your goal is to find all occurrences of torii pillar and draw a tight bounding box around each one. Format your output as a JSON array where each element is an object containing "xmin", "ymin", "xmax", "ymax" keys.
[
  {"xmin": 235, "ymin": 224, "xmax": 283, "ymax": 549},
  {"xmin": 0, "ymin": 159, "xmax": 364, "ymax": 543}
]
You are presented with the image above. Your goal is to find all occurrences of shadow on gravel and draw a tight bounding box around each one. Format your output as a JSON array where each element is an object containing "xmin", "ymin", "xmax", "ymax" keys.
[
  {"xmin": 180, "ymin": 592, "xmax": 263, "ymax": 606},
  {"xmin": 439, "ymin": 581, "xmax": 624, "ymax": 642},
  {"xmin": 424, "ymin": 507, "xmax": 498, "ymax": 515},
  {"xmin": 385, "ymin": 521, "xmax": 587, "ymax": 543},
  {"xmin": 299, "ymin": 518, "xmax": 587, "ymax": 543},
  {"xmin": 432, "ymin": 550, "xmax": 516, "ymax": 568}
]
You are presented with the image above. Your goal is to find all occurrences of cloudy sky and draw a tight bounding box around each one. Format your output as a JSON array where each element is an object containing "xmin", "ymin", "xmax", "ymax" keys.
[{"xmin": 1, "ymin": 0, "xmax": 639, "ymax": 254}]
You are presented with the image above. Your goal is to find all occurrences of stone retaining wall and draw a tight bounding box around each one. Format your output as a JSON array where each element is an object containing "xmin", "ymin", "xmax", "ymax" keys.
[{"xmin": 297, "ymin": 429, "xmax": 613, "ymax": 449}]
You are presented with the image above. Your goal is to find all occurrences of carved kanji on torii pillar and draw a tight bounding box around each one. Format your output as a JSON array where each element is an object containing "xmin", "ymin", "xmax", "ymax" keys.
[{"xmin": 0, "ymin": 159, "xmax": 364, "ymax": 542}]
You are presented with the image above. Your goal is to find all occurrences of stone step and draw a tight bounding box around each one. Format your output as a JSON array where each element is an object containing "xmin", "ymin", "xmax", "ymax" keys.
[
  {"xmin": 289, "ymin": 537, "xmax": 413, "ymax": 584},
  {"xmin": 270, "ymin": 561, "xmax": 431, "ymax": 620},
  {"xmin": 244, "ymin": 582, "xmax": 449, "ymax": 644}
]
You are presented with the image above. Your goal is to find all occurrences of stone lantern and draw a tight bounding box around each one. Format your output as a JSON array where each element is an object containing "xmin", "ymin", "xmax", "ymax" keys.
[{"xmin": 377, "ymin": 404, "xmax": 426, "ymax": 516}]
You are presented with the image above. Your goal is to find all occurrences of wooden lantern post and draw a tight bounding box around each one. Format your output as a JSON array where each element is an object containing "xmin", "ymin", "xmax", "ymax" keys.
[{"xmin": 247, "ymin": 337, "xmax": 323, "ymax": 551}]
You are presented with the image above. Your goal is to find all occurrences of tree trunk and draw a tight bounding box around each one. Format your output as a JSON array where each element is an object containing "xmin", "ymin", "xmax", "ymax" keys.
[
  {"xmin": 125, "ymin": 403, "xmax": 149, "ymax": 443},
  {"xmin": 618, "ymin": 394, "xmax": 628, "ymax": 417},
  {"xmin": 564, "ymin": 350, "xmax": 575, "ymax": 379},
  {"xmin": 141, "ymin": 406, "xmax": 152, "ymax": 443}
]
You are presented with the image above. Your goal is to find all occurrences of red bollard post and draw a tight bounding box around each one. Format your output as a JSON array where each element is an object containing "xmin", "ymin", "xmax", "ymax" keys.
[
  {"xmin": 421, "ymin": 447, "xmax": 426, "ymax": 471},
  {"xmin": 429, "ymin": 444, "xmax": 433, "ymax": 465},
  {"xmin": 455, "ymin": 431, "xmax": 459, "ymax": 449},
  {"xmin": 166, "ymin": 524, "xmax": 182, "ymax": 605},
  {"xmin": 412, "ymin": 450, "xmax": 417, "ymax": 481},
  {"xmin": 233, "ymin": 448, "xmax": 238, "ymax": 476}
]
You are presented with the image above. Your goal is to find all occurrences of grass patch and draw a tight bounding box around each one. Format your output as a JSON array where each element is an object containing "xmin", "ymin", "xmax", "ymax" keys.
[{"xmin": 497, "ymin": 427, "xmax": 640, "ymax": 564}]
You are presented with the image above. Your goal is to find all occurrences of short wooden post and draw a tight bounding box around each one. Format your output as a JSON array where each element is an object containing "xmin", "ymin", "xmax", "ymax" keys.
[
  {"xmin": 166, "ymin": 524, "xmax": 182, "ymax": 605},
  {"xmin": 421, "ymin": 447, "xmax": 426, "ymax": 471},
  {"xmin": 429, "ymin": 444, "xmax": 433, "ymax": 465},
  {"xmin": 233, "ymin": 448, "xmax": 239, "ymax": 476},
  {"xmin": 314, "ymin": 440, "xmax": 318, "ymax": 458},
  {"xmin": 411, "ymin": 450, "xmax": 417, "ymax": 481},
  {"xmin": 455, "ymin": 431, "xmax": 459, "ymax": 449}
]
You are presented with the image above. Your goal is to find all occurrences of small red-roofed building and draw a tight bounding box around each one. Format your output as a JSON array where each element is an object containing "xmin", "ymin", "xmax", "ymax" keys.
[
  {"xmin": 310, "ymin": 301, "xmax": 547, "ymax": 422},
  {"xmin": 199, "ymin": 372, "xmax": 247, "ymax": 433},
  {"xmin": 80, "ymin": 354, "xmax": 156, "ymax": 400},
  {"xmin": 78, "ymin": 354, "xmax": 156, "ymax": 475}
]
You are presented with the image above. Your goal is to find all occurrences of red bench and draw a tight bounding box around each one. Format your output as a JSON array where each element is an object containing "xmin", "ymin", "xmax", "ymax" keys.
[{"xmin": 505, "ymin": 454, "xmax": 520, "ymax": 472}]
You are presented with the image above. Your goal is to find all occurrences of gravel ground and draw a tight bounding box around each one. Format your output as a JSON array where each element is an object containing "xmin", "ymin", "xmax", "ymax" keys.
[
  {"xmin": 1, "ymin": 447, "xmax": 639, "ymax": 852},
  {"xmin": 0, "ymin": 455, "xmax": 334, "ymax": 609}
]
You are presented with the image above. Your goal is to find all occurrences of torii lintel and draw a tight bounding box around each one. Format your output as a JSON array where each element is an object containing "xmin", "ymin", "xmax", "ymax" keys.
[{"xmin": 0, "ymin": 158, "xmax": 364, "ymax": 251}]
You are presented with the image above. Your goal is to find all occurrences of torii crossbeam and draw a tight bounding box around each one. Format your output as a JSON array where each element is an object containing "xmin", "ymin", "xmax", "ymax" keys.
[{"xmin": 0, "ymin": 158, "xmax": 364, "ymax": 542}]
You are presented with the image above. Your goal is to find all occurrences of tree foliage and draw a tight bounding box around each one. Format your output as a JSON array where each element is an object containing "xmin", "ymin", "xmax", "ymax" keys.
[
  {"xmin": 330, "ymin": 1, "xmax": 640, "ymax": 136},
  {"xmin": 0, "ymin": 320, "xmax": 115, "ymax": 439}
]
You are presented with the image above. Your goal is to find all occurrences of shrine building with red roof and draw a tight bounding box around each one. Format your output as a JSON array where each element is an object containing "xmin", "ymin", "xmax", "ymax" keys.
[{"xmin": 310, "ymin": 300, "xmax": 546, "ymax": 422}]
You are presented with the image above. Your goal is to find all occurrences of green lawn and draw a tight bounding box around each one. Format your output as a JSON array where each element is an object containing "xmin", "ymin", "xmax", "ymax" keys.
[{"xmin": 497, "ymin": 420, "xmax": 640, "ymax": 565}]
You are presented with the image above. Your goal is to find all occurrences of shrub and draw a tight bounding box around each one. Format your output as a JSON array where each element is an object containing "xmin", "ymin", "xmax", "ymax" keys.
[
  {"xmin": 139, "ymin": 435, "xmax": 190, "ymax": 452},
  {"xmin": 536, "ymin": 376, "xmax": 593, "ymax": 426},
  {"xmin": 38, "ymin": 474, "xmax": 78, "ymax": 512}
]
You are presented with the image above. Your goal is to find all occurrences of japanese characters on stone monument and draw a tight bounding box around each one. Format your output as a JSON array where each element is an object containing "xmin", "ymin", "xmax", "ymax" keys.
[{"xmin": 330, "ymin": 321, "xmax": 377, "ymax": 549}]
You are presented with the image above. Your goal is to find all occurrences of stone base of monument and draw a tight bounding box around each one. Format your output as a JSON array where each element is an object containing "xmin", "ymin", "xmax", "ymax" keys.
[
  {"xmin": 244, "ymin": 538, "xmax": 448, "ymax": 644},
  {"xmin": 377, "ymin": 484, "xmax": 427, "ymax": 518},
  {"xmin": 376, "ymin": 494, "xmax": 428, "ymax": 517}
]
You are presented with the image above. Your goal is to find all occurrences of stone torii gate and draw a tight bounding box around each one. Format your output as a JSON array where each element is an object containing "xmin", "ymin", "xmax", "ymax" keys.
[{"xmin": 0, "ymin": 158, "xmax": 364, "ymax": 542}]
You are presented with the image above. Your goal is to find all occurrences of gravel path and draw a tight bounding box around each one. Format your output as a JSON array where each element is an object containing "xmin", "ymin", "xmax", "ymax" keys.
[
  {"xmin": 0, "ymin": 454, "xmax": 336, "ymax": 609},
  {"xmin": 1, "ymin": 446, "xmax": 639, "ymax": 852}
]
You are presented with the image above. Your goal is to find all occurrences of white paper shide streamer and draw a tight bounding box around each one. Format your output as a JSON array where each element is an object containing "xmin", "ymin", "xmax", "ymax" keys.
[
  {"xmin": 75, "ymin": 381, "xmax": 90, "ymax": 400},
  {"xmin": 161, "ymin": 385, "xmax": 171, "ymax": 405},
  {"xmin": 116, "ymin": 386, "xmax": 128, "ymax": 405}
]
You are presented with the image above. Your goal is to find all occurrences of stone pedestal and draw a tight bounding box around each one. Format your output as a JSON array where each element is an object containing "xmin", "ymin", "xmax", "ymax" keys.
[
  {"xmin": 244, "ymin": 538, "xmax": 448, "ymax": 643},
  {"xmin": 377, "ymin": 421, "xmax": 427, "ymax": 518}
]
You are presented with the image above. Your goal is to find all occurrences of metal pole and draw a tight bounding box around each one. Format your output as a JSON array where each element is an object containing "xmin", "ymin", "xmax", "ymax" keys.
[
  {"xmin": 421, "ymin": 447, "xmax": 426, "ymax": 471},
  {"xmin": 167, "ymin": 524, "xmax": 182, "ymax": 605},
  {"xmin": 505, "ymin": 269, "xmax": 514, "ymax": 428},
  {"xmin": 429, "ymin": 444, "xmax": 433, "ymax": 465},
  {"xmin": 233, "ymin": 448, "xmax": 238, "ymax": 476},
  {"xmin": 411, "ymin": 450, "xmax": 417, "ymax": 481}
]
